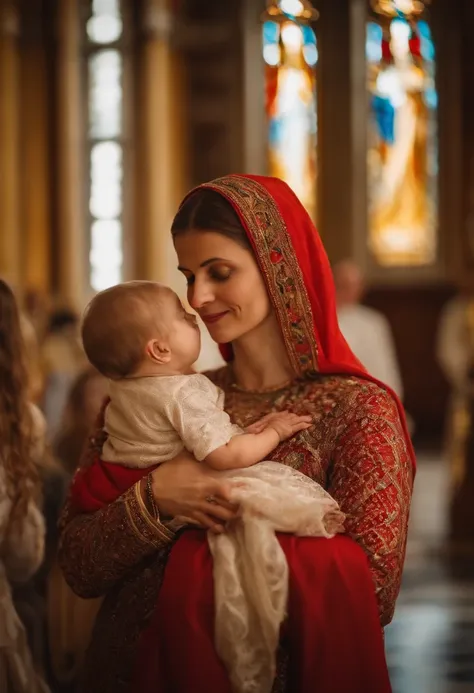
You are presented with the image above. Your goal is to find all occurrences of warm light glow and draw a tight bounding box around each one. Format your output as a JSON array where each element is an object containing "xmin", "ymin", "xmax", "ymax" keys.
[
  {"xmin": 263, "ymin": 43, "xmax": 281, "ymax": 66},
  {"xmin": 280, "ymin": 0, "xmax": 305, "ymax": 16},
  {"xmin": 90, "ymin": 220, "xmax": 123, "ymax": 291},
  {"xmin": 367, "ymin": 17, "xmax": 438, "ymax": 267},
  {"xmin": 371, "ymin": 0, "xmax": 429, "ymax": 17},
  {"xmin": 87, "ymin": 0, "xmax": 122, "ymax": 43},
  {"xmin": 87, "ymin": 0, "xmax": 125, "ymax": 290},
  {"xmin": 263, "ymin": 16, "xmax": 318, "ymax": 220},
  {"xmin": 89, "ymin": 50, "xmax": 122, "ymax": 138},
  {"xmin": 263, "ymin": 0, "xmax": 319, "ymax": 23},
  {"xmin": 281, "ymin": 22, "xmax": 303, "ymax": 51}
]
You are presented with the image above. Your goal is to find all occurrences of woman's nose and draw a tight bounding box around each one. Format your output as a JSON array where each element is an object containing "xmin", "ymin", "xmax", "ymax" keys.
[{"xmin": 188, "ymin": 280, "xmax": 214, "ymax": 310}]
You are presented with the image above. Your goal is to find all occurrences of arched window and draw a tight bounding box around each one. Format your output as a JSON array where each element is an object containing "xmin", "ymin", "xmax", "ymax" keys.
[
  {"xmin": 367, "ymin": 0, "xmax": 437, "ymax": 267},
  {"xmin": 262, "ymin": 0, "xmax": 318, "ymax": 220},
  {"xmin": 84, "ymin": 0, "xmax": 129, "ymax": 291}
]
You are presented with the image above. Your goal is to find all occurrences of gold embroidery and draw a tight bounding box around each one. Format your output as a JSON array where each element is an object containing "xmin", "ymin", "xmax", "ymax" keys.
[
  {"xmin": 200, "ymin": 175, "xmax": 319, "ymax": 375},
  {"xmin": 125, "ymin": 483, "xmax": 175, "ymax": 546}
]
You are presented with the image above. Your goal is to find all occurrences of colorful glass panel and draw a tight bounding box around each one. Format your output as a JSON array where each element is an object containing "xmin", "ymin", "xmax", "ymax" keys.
[
  {"xmin": 367, "ymin": 13, "xmax": 438, "ymax": 266},
  {"xmin": 263, "ymin": 6, "xmax": 318, "ymax": 220}
]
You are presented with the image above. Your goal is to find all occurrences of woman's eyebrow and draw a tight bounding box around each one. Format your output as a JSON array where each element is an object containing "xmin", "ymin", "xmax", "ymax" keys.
[{"xmin": 177, "ymin": 257, "xmax": 226, "ymax": 272}]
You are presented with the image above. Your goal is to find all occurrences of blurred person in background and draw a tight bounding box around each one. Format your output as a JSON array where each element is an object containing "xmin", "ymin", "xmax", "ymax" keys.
[
  {"xmin": 436, "ymin": 279, "xmax": 474, "ymax": 546},
  {"xmin": 334, "ymin": 259, "xmax": 404, "ymax": 400},
  {"xmin": 24, "ymin": 288, "xmax": 50, "ymax": 347},
  {"xmin": 436, "ymin": 279, "xmax": 474, "ymax": 395},
  {"xmin": 41, "ymin": 308, "xmax": 87, "ymax": 440},
  {"xmin": 0, "ymin": 279, "xmax": 49, "ymax": 693},
  {"xmin": 20, "ymin": 313, "xmax": 45, "ymax": 405},
  {"xmin": 46, "ymin": 368, "xmax": 107, "ymax": 692},
  {"xmin": 53, "ymin": 368, "xmax": 108, "ymax": 480}
]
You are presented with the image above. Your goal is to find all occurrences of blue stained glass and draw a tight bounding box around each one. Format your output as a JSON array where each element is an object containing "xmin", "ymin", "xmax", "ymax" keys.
[
  {"xmin": 263, "ymin": 21, "xmax": 279, "ymax": 46},
  {"xmin": 263, "ymin": 20, "xmax": 317, "ymax": 67},
  {"xmin": 372, "ymin": 94, "xmax": 395, "ymax": 145},
  {"xmin": 264, "ymin": 14, "xmax": 318, "ymax": 220},
  {"xmin": 263, "ymin": 21, "xmax": 280, "ymax": 66},
  {"xmin": 366, "ymin": 15, "xmax": 438, "ymax": 267},
  {"xmin": 302, "ymin": 25, "xmax": 317, "ymax": 65},
  {"xmin": 424, "ymin": 88, "xmax": 438, "ymax": 108},
  {"xmin": 367, "ymin": 22, "xmax": 383, "ymax": 63},
  {"xmin": 417, "ymin": 21, "xmax": 435, "ymax": 61},
  {"xmin": 301, "ymin": 25, "xmax": 316, "ymax": 46}
]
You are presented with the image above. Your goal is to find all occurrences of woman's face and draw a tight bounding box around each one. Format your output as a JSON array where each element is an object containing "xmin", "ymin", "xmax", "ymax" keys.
[{"xmin": 174, "ymin": 231, "xmax": 272, "ymax": 345}]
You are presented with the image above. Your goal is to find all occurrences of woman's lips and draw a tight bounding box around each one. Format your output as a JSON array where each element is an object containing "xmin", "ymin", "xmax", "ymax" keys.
[{"xmin": 201, "ymin": 311, "xmax": 229, "ymax": 325}]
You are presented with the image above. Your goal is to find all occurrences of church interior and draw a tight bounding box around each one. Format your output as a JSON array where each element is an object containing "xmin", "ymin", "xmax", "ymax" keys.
[{"xmin": 1, "ymin": 0, "xmax": 474, "ymax": 691}]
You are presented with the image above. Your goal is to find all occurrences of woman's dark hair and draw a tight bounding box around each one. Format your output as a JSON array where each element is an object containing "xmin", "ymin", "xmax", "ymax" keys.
[{"xmin": 171, "ymin": 189, "xmax": 252, "ymax": 250}]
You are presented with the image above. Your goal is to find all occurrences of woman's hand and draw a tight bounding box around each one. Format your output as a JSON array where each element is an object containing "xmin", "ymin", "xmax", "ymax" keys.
[{"xmin": 150, "ymin": 451, "xmax": 239, "ymax": 534}]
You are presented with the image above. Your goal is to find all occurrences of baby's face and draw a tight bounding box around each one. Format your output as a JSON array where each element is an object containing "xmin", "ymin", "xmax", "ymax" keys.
[{"xmin": 160, "ymin": 290, "xmax": 201, "ymax": 369}]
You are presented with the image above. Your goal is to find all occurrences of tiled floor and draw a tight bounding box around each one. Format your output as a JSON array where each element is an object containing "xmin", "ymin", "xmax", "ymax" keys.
[{"xmin": 385, "ymin": 453, "xmax": 474, "ymax": 693}]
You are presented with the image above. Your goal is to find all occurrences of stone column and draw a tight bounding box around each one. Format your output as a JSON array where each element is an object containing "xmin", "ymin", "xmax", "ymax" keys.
[
  {"xmin": 134, "ymin": 0, "xmax": 188, "ymax": 286},
  {"xmin": 20, "ymin": 0, "xmax": 52, "ymax": 293},
  {"xmin": 55, "ymin": 0, "xmax": 86, "ymax": 309},
  {"xmin": 317, "ymin": 0, "xmax": 367, "ymax": 266},
  {"xmin": 241, "ymin": 0, "xmax": 267, "ymax": 175},
  {"xmin": 0, "ymin": 0, "xmax": 21, "ymax": 288}
]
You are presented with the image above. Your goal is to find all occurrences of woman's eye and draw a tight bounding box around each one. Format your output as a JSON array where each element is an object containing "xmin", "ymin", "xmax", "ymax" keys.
[
  {"xmin": 210, "ymin": 269, "xmax": 232, "ymax": 282},
  {"xmin": 185, "ymin": 276, "xmax": 195, "ymax": 286}
]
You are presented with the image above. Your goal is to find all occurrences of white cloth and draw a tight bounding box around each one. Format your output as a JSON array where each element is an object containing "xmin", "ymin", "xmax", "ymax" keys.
[
  {"xmin": 337, "ymin": 304, "xmax": 403, "ymax": 399},
  {"xmin": 210, "ymin": 462, "xmax": 344, "ymax": 693},
  {"xmin": 103, "ymin": 374, "xmax": 243, "ymax": 466},
  {"xmin": 102, "ymin": 375, "xmax": 345, "ymax": 693}
]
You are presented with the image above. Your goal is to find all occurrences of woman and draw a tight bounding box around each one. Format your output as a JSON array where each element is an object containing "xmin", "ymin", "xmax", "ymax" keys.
[
  {"xmin": 0, "ymin": 279, "xmax": 49, "ymax": 692},
  {"xmin": 59, "ymin": 175, "xmax": 414, "ymax": 693}
]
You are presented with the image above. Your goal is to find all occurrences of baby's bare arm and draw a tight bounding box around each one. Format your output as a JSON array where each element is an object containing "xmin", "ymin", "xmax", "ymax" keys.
[{"xmin": 204, "ymin": 413, "xmax": 312, "ymax": 471}]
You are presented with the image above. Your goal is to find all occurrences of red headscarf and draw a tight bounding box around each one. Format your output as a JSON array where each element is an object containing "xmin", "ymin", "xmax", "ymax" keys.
[{"xmin": 186, "ymin": 174, "xmax": 415, "ymax": 467}]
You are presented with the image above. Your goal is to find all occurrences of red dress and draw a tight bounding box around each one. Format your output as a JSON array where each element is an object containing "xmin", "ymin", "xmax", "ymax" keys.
[{"xmin": 62, "ymin": 175, "xmax": 414, "ymax": 693}]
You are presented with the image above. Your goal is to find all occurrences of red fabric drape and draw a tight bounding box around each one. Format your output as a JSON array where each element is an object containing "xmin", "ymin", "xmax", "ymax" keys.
[
  {"xmin": 70, "ymin": 457, "xmax": 150, "ymax": 512},
  {"xmin": 135, "ymin": 531, "xmax": 392, "ymax": 693}
]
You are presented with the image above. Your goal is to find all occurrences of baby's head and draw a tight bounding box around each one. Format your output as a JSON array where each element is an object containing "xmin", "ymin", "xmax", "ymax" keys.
[{"xmin": 82, "ymin": 281, "xmax": 201, "ymax": 379}]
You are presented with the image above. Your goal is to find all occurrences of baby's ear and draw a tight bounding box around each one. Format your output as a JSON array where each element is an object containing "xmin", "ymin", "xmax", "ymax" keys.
[{"xmin": 146, "ymin": 338, "xmax": 171, "ymax": 364}]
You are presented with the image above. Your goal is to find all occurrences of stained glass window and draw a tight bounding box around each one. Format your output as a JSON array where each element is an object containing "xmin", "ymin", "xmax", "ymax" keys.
[
  {"xmin": 367, "ymin": 5, "xmax": 438, "ymax": 267},
  {"xmin": 262, "ymin": 2, "xmax": 318, "ymax": 221},
  {"xmin": 86, "ymin": 0, "xmax": 126, "ymax": 291}
]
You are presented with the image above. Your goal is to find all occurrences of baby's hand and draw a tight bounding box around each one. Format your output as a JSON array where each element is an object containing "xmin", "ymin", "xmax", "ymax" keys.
[{"xmin": 265, "ymin": 412, "xmax": 312, "ymax": 442}]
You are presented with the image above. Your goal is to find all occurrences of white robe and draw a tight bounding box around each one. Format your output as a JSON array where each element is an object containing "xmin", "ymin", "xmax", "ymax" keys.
[
  {"xmin": 436, "ymin": 297, "xmax": 472, "ymax": 392},
  {"xmin": 337, "ymin": 304, "xmax": 403, "ymax": 399}
]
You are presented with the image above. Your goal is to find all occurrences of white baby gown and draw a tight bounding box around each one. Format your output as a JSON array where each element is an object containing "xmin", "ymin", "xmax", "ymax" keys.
[{"xmin": 209, "ymin": 461, "xmax": 344, "ymax": 693}]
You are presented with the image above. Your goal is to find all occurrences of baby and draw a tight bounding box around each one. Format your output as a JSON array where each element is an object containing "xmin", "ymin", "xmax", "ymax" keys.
[
  {"xmin": 82, "ymin": 280, "xmax": 345, "ymax": 693},
  {"xmin": 82, "ymin": 281, "xmax": 314, "ymax": 473}
]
